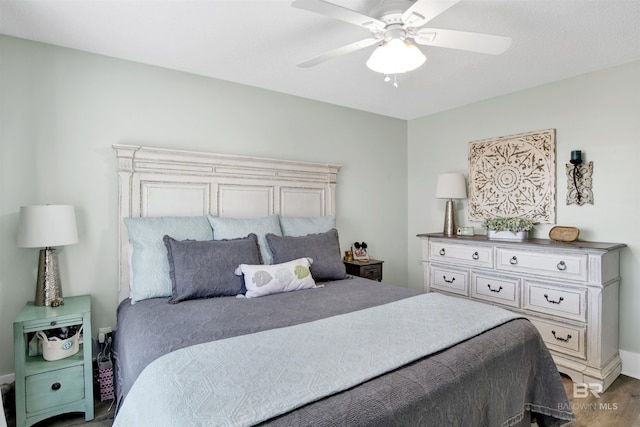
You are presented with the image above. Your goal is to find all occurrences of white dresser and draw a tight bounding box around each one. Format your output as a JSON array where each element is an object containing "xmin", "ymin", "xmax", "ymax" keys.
[{"xmin": 417, "ymin": 233, "xmax": 626, "ymax": 391}]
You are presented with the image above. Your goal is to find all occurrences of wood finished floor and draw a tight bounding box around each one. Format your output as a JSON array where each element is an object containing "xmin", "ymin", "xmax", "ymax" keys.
[
  {"xmin": 4, "ymin": 375, "xmax": 640, "ymax": 426},
  {"xmin": 561, "ymin": 374, "xmax": 640, "ymax": 427}
]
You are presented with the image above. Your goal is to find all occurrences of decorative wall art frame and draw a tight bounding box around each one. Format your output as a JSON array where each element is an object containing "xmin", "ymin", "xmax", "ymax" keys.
[{"xmin": 468, "ymin": 129, "xmax": 556, "ymax": 223}]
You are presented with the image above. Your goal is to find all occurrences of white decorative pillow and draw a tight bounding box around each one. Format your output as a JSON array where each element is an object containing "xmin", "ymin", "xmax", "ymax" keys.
[
  {"xmin": 123, "ymin": 216, "xmax": 213, "ymax": 304},
  {"xmin": 235, "ymin": 257, "xmax": 316, "ymax": 298},
  {"xmin": 207, "ymin": 215, "xmax": 282, "ymax": 264}
]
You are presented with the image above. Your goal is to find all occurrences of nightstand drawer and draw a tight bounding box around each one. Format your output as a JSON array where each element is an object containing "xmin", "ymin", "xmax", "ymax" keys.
[
  {"xmin": 496, "ymin": 248, "xmax": 587, "ymax": 281},
  {"xmin": 22, "ymin": 316, "xmax": 84, "ymax": 333},
  {"xmin": 25, "ymin": 365, "xmax": 85, "ymax": 413},
  {"xmin": 524, "ymin": 281, "xmax": 587, "ymax": 322},
  {"xmin": 344, "ymin": 259, "xmax": 383, "ymax": 282},
  {"xmin": 360, "ymin": 264, "xmax": 381, "ymax": 280},
  {"xmin": 471, "ymin": 273, "xmax": 520, "ymax": 308},
  {"xmin": 528, "ymin": 317, "xmax": 586, "ymax": 360},
  {"xmin": 430, "ymin": 266, "xmax": 468, "ymax": 296},
  {"xmin": 430, "ymin": 242, "xmax": 492, "ymax": 268}
]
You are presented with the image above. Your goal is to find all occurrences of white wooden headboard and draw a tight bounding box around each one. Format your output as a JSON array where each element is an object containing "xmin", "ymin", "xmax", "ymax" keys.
[{"xmin": 113, "ymin": 144, "xmax": 341, "ymax": 302}]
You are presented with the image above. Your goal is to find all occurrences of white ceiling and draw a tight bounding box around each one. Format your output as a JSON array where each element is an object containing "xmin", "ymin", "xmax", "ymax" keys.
[{"xmin": 1, "ymin": 0, "xmax": 639, "ymax": 120}]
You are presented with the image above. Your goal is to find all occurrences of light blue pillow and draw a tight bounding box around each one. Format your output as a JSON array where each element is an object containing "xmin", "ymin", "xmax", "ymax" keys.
[
  {"xmin": 207, "ymin": 215, "xmax": 282, "ymax": 264},
  {"xmin": 279, "ymin": 215, "xmax": 336, "ymax": 237},
  {"xmin": 124, "ymin": 216, "xmax": 213, "ymax": 304}
]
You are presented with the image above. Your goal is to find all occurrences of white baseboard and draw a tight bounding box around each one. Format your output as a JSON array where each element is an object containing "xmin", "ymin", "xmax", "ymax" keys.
[
  {"xmin": 0, "ymin": 374, "xmax": 14, "ymax": 386},
  {"xmin": 620, "ymin": 350, "xmax": 640, "ymax": 380}
]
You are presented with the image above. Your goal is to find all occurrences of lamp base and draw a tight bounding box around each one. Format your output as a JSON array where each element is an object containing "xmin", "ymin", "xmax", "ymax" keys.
[
  {"xmin": 443, "ymin": 199, "xmax": 457, "ymax": 236},
  {"xmin": 35, "ymin": 247, "xmax": 64, "ymax": 307}
]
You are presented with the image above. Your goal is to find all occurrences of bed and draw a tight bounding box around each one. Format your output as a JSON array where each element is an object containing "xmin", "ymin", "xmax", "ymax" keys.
[{"xmin": 112, "ymin": 144, "xmax": 575, "ymax": 426}]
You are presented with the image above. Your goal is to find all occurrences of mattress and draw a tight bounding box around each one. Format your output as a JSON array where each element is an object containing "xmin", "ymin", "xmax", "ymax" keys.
[{"xmin": 114, "ymin": 277, "xmax": 575, "ymax": 426}]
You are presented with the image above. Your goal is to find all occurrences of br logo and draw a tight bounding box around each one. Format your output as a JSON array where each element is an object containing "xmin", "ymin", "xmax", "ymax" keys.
[{"xmin": 573, "ymin": 382, "xmax": 603, "ymax": 398}]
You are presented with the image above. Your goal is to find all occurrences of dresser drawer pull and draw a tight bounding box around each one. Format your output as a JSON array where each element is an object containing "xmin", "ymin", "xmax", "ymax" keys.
[
  {"xmin": 509, "ymin": 256, "xmax": 518, "ymax": 265},
  {"xmin": 50, "ymin": 321, "xmax": 57, "ymax": 326},
  {"xmin": 544, "ymin": 294, "xmax": 564, "ymax": 305},
  {"xmin": 51, "ymin": 382, "xmax": 61, "ymax": 391},
  {"xmin": 551, "ymin": 330, "xmax": 572, "ymax": 343},
  {"xmin": 557, "ymin": 261, "xmax": 567, "ymax": 271},
  {"xmin": 487, "ymin": 284, "xmax": 503, "ymax": 293},
  {"xmin": 443, "ymin": 276, "xmax": 455, "ymax": 284},
  {"xmin": 471, "ymin": 252, "xmax": 479, "ymax": 260},
  {"xmin": 439, "ymin": 248, "xmax": 446, "ymax": 256}
]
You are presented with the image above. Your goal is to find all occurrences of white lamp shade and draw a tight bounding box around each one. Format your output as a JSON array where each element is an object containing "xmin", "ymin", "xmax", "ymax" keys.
[
  {"xmin": 366, "ymin": 39, "xmax": 426, "ymax": 74},
  {"xmin": 17, "ymin": 205, "xmax": 78, "ymax": 248},
  {"xmin": 435, "ymin": 173, "xmax": 467, "ymax": 199}
]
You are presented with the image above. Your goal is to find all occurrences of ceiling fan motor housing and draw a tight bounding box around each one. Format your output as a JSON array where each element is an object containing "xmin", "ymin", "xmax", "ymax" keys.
[{"xmin": 383, "ymin": 24, "xmax": 408, "ymax": 42}]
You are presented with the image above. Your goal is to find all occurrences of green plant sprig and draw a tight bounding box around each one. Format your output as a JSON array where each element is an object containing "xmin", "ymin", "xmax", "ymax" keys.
[{"xmin": 482, "ymin": 217, "xmax": 535, "ymax": 232}]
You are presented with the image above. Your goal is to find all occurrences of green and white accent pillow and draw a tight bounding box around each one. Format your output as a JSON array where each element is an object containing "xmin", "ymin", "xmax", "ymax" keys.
[{"xmin": 235, "ymin": 257, "xmax": 316, "ymax": 298}]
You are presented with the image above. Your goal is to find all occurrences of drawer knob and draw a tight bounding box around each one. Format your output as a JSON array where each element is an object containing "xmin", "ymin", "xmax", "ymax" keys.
[
  {"xmin": 487, "ymin": 284, "xmax": 503, "ymax": 293},
  {"xmin": 544, "ymin": 294, "xmax": 564, "ymax": 305},
  {"xmin": 509, "ymin": 256, "xmax": 518, "ymax": 265},
  {"xmin": 51, "ymin": 382, "xmax": 61, "ymax": 391},
  {"xmin": 50, "ymin": 321, "xmax": 57, "ymax": 326},
  {"xmin": 439, "ymin": 248, "xmax": 446, "ymax": 256},
  {"xmin": 557, "ymin": 261, "xmax": 567, "ymax": 271},
  {"xmin": 551, "ymin": 330, "xmax": 572, "ymax": 343},
  {"xmin": 443, "ymin": 275, "xmax": 455, "ymax": 284},
  {"xmin": 471, "ymin": 252, "xmax": 479, "ymax": 260}
]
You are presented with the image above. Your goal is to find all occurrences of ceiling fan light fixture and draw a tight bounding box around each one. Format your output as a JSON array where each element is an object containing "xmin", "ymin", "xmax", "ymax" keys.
[{"xmin": 366, "ymin": 38, "xmax": 426, "ymax": 74}]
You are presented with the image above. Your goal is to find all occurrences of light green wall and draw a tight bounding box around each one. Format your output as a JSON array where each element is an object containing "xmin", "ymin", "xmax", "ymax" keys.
[
  {"xmin": 407, "ymin": 61, "xmax": 640, "ymax": 363},
  {"xmin": 0, "ymin": 36, "xmax": 408, "ymax": 376}
]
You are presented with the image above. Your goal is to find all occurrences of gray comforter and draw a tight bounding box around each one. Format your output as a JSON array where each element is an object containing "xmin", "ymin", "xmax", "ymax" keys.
[{"xmin": 114, "ymin": 277, "xmax": 575, "ymax": 426}]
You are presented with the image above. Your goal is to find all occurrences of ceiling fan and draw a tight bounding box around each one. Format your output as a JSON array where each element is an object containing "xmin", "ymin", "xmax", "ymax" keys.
[{"xmin": 292, "ymin": 0, "xmax": 512, "ymax": 75}]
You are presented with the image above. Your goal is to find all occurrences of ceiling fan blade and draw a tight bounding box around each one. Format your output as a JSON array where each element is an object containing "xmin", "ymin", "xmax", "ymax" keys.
[
  {"xmin": 414, "ymin": 28, "xmax": 512, "ymax": 55},
  {"xmin": 297, "ymin": 38, "xmax": 380, "ymax": 68},
  {"xmin": 402, "ymin": 0, "xmax": 461, "ymax": 27},
  {"xmin": 292, "ymin": 0, "xmax": 385, "ymax": 31}
]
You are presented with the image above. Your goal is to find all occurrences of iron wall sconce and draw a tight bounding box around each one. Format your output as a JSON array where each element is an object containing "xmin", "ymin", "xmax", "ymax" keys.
[{"xmin": 566, "ymin": 150, "xmax": 593, "ymax": 206}]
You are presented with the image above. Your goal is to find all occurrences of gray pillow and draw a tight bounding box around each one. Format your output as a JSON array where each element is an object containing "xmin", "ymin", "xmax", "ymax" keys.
[
  {"xmin": 265, "ymin": 229, "xmax": 346, "ymax": 282},
  {"xmin": 163, "ymin": 233, "xmax": 262, "ymax": 303}
]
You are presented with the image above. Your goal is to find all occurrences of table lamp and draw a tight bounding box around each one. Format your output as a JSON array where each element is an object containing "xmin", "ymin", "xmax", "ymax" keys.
[
  {"xmin": 17, "ymin": 205, "xmax": 78, "ymax": 306},
  {"xmin": 435, "ymin": 173, "xmax": 467, "ymax": 236}
]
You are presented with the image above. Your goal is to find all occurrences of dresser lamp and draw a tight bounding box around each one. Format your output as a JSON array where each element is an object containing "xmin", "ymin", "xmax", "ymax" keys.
[
  {"xmin": 17, "ymin": 205, "xmax": 78, "ymax": 307},
  {"xmin": 435, "ymin": 173, "xmax": 467, "ymax": 236}
]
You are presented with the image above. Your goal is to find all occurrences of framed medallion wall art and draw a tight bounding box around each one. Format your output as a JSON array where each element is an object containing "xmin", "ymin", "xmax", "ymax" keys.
[{"xmin": 468, "ymin": 129, "xmax": 556, "ymax": 223}]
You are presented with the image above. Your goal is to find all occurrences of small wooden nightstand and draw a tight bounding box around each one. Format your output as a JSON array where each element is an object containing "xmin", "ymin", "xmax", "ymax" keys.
[
  {"xmin": 13, "ymin": 295, "xmax": 94, "ymax": 427},
  {"xmin": 344, "ymin": 259, "xmax": 384, "ymax": 282}
]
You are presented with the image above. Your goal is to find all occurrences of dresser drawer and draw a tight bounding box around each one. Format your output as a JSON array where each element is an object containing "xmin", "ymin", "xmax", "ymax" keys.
[
  {"xmin": 528, "ymin": 317, "xmax": 586, "ymax": 360},
  {"xmin": 496, "ymin": 248, "xmax": 588, "ymax": 281},
  {"xmin": 471, "ymin": 273, "xmax": 520, "ymax": 308},
  {"xmin": 524, "ymin": 281, "xmax": 587, "ymax": 322},
  {"xmin": 25, "ymin": 365, "xmax": 85, "ymax": 413},
  {"xmin": 430, "ymin": 242, "xmax": 493, "ymax": 268},
  {"xmin": 430, "ymin": 265, "xmax": 468, "ymax": 296}
]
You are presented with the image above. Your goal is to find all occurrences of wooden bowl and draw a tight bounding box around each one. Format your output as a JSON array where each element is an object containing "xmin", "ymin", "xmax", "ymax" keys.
[{"xmin": 549, "ymin": 226, "xmax": 580, "ymax": 242}]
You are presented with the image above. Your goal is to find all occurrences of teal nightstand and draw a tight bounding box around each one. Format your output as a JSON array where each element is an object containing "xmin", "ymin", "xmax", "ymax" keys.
[{"xmin": 13, "ymin": 295, "xmax": 94, "ymax": 427}]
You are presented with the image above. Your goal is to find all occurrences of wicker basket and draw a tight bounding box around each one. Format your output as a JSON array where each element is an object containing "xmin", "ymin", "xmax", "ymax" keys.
[{"xmin": 36, "ymin": 326, "xmax": 82, "ymax": 361}]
